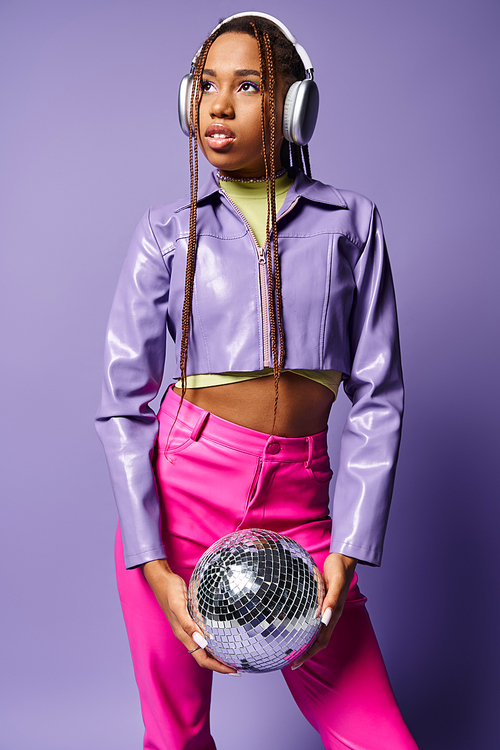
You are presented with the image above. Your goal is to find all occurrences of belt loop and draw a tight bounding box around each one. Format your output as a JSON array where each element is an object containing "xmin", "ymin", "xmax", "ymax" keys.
[
  {"xmin": 190, "ymin": 410, "xmax": 210, "ymax": 441},
  {"xmin": 305, "ymin": 435, "xmax": 313, "ymax": 468}
]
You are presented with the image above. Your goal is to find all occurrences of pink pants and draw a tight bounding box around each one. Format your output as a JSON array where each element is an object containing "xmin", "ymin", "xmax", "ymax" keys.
[{"xmin": 115, "ymin": 387, "xmax": 418, "ymax": 750}]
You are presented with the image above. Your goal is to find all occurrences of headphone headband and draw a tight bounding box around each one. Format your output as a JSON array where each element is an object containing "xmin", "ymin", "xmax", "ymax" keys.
[{"xmin": 190, "ymin": 11, "xmax": 314, "ymax": 80}]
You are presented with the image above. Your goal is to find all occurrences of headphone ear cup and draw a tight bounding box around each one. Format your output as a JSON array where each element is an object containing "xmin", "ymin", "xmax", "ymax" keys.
[
  {"xmin": 178, "ymin": 73, "xmax": 193, "ymax": 136},
  {"xmin": 282, "ymin": 79, "xmax": 319, "ymax": 146}
]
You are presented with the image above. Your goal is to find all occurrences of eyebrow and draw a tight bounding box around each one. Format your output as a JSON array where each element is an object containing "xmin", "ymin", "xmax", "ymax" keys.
[{"xmin": 202, "ymin": 68, "xmax": 261, "ymax": 78}]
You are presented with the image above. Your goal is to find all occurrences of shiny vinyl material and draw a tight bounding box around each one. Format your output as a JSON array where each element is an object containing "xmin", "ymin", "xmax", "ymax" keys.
[
  {"xmin": 114, "ymin": 393, "xmax": 418, "ymax": 748},
  {"xmin": 188, "ymin": 529, "xmax": 325, "ymax": 673},
  {"xmin": 96, "ymin": 168, "xmax": 404, "ymax": 569}
]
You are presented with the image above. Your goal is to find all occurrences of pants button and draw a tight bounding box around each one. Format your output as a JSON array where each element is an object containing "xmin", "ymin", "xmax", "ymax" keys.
[{"xmin": 267, "ymin": 442, "xmax": 280, "ymax": 454}]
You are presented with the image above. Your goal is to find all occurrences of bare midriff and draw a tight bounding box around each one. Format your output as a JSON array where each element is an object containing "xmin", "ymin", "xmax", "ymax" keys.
[{"xmin": 172, "ymin": 371, "xmax": 336, "ymax": 438}]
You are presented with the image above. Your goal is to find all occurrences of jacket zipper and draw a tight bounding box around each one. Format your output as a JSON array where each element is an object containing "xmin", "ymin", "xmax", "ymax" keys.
[
  {"xmin": 220, "ymin": 190, "xmax": 299, "ymax": 368},
  {"xmin": 257, "ymin": 247, "xmax": 271, "ymax": 367}
]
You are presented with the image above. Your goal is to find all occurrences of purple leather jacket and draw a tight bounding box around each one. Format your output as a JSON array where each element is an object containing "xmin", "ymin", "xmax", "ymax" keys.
[{"xmin": 96, "ymin": 169, "xmax": 403, "ymax": 569}]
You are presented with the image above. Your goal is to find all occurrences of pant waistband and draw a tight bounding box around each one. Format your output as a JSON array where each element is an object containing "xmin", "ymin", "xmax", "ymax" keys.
[{"xmin": 159, "ymin": 386, "xmax": 328, "ymax": 464}]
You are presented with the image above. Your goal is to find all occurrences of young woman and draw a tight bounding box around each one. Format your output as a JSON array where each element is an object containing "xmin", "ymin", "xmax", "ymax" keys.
[{"xmin": 96, "ymin": 12, "xmax": 418, "ymax": 750}]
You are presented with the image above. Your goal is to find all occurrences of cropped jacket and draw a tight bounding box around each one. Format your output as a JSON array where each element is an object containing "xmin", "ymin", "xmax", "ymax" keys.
[{"xmin": 96, "ymin": 169, "xmax": 404, "ymax": 569}]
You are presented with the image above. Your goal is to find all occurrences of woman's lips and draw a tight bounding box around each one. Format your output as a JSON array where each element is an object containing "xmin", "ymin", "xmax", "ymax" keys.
[{"xmin": 205, "ymin": 125, "xmax": 235, "ymax": 151}]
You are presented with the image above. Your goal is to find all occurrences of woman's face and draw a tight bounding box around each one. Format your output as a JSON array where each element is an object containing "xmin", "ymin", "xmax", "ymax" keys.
[{"xmin": 197, "ymin": 31, "xmax": 284, "ymax": 179}]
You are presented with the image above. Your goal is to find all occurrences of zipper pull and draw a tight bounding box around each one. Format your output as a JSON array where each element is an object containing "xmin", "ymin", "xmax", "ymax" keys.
[{"xmin": 258, "ymin": 247, "xmax": 266, "ymax": 264}]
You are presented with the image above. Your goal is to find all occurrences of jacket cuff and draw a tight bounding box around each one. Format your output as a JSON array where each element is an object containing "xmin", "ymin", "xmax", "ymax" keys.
[
  {"xmin": 124, "ymin": 545, "xmax": 167, "ymax": 570},
  {"xmin": 329, "ymin": 538, "xmax": 381, "ymax": 567}
]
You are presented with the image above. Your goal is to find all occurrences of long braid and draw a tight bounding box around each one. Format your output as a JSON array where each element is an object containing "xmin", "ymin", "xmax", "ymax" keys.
[
  {"xmin": 171, "ymin": 17, "xmax": 312, "ymax": 448},
  {"xmin": 252, "ymin": 23, "xmax": 284, "ymax": 433},
  {"xmin": 291, "ymin": 142, "xmax": 304, "ymax": 172},
  {"xmin": 262, "ymin": 31, "xmax": 285, "ymax": 434},
  {"xmin": 251, "ymin": 24, "xmax": 270, "ymax": 205},
  {"xmin": 287, "ymin": 142, "xmax": 311, "ymax": 178},
  {"xmin": 302, "ymin": 144, "xmax": 312, "ymax": 178},
  {"xmin": 179, "ymin": 36, "xmax": 215, "ymax": 400},
  {"xmin": 280, "ymin": 140, "xmax": 291, "ymax": 173},
  {"xmin": 165, "ymin": 34, "xmax": 216, "ymax": 456}
]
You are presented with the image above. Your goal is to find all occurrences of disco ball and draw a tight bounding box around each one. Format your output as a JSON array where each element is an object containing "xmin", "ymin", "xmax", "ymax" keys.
[{"xmin": 187, "ymin": 529, "xmax": 325, "ymax": 673}]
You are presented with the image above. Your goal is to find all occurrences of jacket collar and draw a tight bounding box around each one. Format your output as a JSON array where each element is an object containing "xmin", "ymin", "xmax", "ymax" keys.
[
  {"xmin": 280, "ymin": 168, "xmax": 347, "ymax": 213},
  {"xmin": 175, "ymin": 169, "xmax": 347, "ymax": 212}
]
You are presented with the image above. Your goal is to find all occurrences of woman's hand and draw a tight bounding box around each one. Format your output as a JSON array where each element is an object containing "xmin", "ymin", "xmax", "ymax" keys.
[
  {"xmin": 290, "ymin": 552, "xmax": 357, "ymax": 670},
  {"xmin": 142, "ymin": 558, "xmax": 240, "ymax": 675}
]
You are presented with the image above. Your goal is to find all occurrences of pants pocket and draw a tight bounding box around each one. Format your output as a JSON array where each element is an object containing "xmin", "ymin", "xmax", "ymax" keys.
[
  {"xmin": 304, "ymin": 453, "xmax": 334, "ymax": 485},
  {"xmin": 157, "ymin": 415, "xmax": 194, "ymax": 457}
]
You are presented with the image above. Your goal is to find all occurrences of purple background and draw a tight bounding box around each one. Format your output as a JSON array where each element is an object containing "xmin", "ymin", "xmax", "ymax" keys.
[{"xmin": 1, "ymin": 1, "xmax": 499, "ymax": 748}]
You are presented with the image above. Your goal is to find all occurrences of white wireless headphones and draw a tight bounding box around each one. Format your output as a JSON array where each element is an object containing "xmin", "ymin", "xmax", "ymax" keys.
[{"xmin": 178, "ymin": 11, "xmax": 319, "ymax": 146}]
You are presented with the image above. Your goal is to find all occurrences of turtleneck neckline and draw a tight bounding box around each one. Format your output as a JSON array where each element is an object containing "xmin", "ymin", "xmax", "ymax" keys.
[{"xmin": 220, "ymin": 172, "xmax": 293, "ymax": 200}]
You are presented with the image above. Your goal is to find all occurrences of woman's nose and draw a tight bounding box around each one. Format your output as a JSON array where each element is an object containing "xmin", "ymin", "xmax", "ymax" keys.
[{"xmin": 210, "ymin": 91, "xmax": 234, "ymax": 118}]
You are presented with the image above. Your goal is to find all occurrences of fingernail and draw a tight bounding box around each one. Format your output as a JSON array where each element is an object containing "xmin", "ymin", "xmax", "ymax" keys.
[
  {"xmin": 193, "ymin": 632, "xmax": 208, "ymax": 649},
  {"xmin": 321, "ymin": 607, "xmax": 333, "ymax": 627},
  {"xmin": 291, "ymin": 663, "xmax": 302, "ymax": 671},
  {"xmin": 226, "ymin": 672, "xmax": 242, "ymax": 676}
]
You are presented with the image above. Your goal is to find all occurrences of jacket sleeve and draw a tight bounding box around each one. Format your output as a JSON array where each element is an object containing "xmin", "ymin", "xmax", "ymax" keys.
[
  {"xmin": 330, "ymin": 204, "xmax": 404, "ymax": 566},
  {"xmin": 95, "ymin": 208, "xmax": 171, "ymax": 569}
]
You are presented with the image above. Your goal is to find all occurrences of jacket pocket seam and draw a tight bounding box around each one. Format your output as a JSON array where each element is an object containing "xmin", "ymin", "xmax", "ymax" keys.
[{"xmin": 318, "ymin": 235, "xmax": 333, "ymax": 368}]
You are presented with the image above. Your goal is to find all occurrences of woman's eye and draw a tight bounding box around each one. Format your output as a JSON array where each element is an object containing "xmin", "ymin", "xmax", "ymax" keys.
[
  {"xmin": 239, "ymin": 81, "xmax": 261, "ymax": 93},
  {"xmin": 201, "ymin": 80, "xmax": 217, "ymax": 94}
]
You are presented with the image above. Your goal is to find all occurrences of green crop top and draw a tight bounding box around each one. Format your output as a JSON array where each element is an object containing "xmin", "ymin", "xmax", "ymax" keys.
[{"xmin": 176, "ymin": 173, "xmax": 343, "ymax": 398}]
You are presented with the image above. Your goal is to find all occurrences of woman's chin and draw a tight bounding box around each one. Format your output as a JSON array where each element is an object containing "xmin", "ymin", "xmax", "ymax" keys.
[{"xmin": 200, "ymin": 149, "xmax": 263, "ymax": 179}]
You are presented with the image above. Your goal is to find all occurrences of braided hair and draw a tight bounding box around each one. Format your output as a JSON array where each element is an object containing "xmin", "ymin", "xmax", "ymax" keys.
[{"xmin": 180, "ymin": 16, "xmax": 312, "ymax": 433}]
